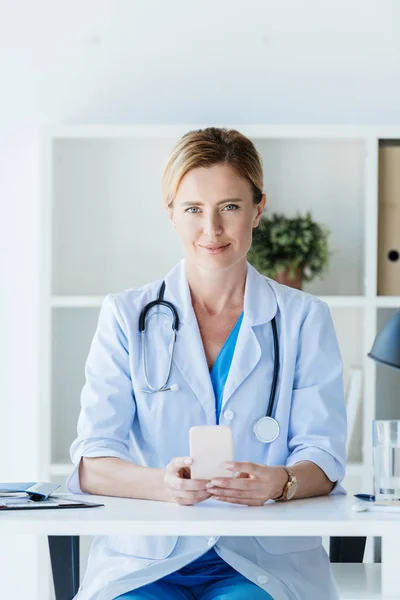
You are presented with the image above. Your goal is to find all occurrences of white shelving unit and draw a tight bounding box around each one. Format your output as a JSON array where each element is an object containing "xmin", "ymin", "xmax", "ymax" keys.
[{"xmin": 40, "ymin": 125, "xmax": 400, "ymax": 599}]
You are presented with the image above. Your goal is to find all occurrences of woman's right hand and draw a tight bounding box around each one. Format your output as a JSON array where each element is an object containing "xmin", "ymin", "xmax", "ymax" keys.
[{"xmin": 164, "ymin": 457, "xmax": 211, "ymax": 505}]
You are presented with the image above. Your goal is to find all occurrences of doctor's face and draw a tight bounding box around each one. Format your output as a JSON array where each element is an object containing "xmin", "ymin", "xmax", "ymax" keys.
[{"xmin": 168, "ymin": 163, "xmax": 266, "ymax": 273}]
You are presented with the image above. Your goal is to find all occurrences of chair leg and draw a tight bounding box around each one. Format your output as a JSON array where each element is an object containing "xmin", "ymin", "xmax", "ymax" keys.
[
  {"xmin": 48, "ymin": 536, "xmax": 80, "ymax": 600},
  {"xmin": 329, "ymin": 536, "xmax": 366, "ymax": 563}
]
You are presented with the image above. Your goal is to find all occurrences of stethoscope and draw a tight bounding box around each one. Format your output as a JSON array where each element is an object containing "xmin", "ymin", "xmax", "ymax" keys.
[{"xmin": 139, "ymin": 281, "xmax": 280, "ymax": 444}]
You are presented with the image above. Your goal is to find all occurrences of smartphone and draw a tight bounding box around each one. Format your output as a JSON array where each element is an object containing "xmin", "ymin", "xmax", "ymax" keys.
[{"xmin": 189, "ymin": 425, "xmax": 234, "ymax": 480}]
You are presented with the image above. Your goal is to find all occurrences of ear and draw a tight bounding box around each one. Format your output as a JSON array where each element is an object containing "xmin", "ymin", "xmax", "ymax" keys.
[
  {"xmin": 166, "ymin": 204, "xmax": 175, "ymax": 227},
  {"xmin": 253, "ymin": 193, "xmax": 267, "ymax": 228}
]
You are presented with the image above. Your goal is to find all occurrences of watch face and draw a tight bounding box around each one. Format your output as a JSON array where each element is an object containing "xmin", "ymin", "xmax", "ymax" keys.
[{"xmin": 286, "ymin": 482, "xmax": 298, "ymax": 500}]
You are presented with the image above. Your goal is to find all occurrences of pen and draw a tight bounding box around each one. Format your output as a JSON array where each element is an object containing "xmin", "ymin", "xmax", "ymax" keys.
[{"xmin": 354, "ymin": 494, "xmax": 375, "ymax": 502}]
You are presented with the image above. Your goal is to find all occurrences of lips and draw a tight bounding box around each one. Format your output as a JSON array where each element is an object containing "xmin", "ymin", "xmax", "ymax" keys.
[{"xmin": 201, "ymin": 244, "xmax": 229, "ymax": 250}]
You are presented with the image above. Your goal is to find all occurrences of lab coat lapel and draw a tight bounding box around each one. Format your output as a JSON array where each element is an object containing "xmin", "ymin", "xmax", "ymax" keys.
[
  {"xmin": 220, "ymin": 262, "xmax": 278, "ymax": 412},
  {"xmin": 164, "ymin": 260, "xmax": 216, "ymax": 421}
]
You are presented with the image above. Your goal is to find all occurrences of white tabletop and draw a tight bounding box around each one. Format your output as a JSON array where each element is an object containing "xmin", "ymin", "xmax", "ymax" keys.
[{"xmin": 1, "ymin": 493, "xmax": 400, "ymax": 536}]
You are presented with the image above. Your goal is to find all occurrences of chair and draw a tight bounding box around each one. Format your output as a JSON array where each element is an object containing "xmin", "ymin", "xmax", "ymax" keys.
[
  {"xmin": 329, "ymin": 536, "xmax": 366, "ymax": 563},
  {"xmin": 48, "ymin": 536, "xmax": 80, "ymax": 600},
  {"xmin": 48, "ymin": 535, "xmax": 367, "ymax": 600}
]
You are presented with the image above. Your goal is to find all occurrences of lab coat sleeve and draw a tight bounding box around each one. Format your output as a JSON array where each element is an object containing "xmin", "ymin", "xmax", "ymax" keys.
[
  {"xmin": 66, "ymin": 293, "xmax": 136, "ymax": 494},
  {"xmin": 285, "ymin": 299, "xmax": 347, "ymax": 495}
]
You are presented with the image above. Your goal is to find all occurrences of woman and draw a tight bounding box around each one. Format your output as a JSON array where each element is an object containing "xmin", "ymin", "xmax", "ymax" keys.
[{"xmin": 67, "ymin": 127, "xmax": 347, "ymax": 600}]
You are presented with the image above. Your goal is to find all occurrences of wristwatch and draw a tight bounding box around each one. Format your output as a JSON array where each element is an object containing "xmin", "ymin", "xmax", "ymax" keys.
[{"xmin": 274, "ymin": 466, "xmax": 298, "ymax": 502}]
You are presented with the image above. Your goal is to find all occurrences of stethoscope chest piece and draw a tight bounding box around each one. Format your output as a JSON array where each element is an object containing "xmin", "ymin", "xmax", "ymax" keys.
[{"xmin": 253, "ymin": 416, "xmax": 280, "ymax": 444}]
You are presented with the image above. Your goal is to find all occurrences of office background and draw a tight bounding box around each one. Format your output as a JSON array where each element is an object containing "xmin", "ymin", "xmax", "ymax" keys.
[{"xmin": 1, "ymin": 1, "xmax": 400, "ymax": 597}]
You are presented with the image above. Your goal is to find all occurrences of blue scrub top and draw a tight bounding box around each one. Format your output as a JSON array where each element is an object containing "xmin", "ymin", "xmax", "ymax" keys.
[
  {"xmin": 162, "ymin": 311, "xmax": 244, "ymax": 584},
  {"xmin": 210, "ymin": 311, "xmax": 244, "ymax": 423}
]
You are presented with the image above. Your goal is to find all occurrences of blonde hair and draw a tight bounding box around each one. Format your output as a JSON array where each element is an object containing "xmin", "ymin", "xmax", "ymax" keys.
[{"xmin": 161, "ymin": 127, "xmax": 264, "ymax": 208}]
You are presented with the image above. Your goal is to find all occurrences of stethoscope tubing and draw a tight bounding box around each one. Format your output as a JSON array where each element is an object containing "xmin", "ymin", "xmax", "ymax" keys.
[
  {"xmin": 139, "ymin": 280, "xmax": 280, "ymax": 442},
  {"xmin": 267, "ymin": 317, "xmax": 279, "ymax": 418}
]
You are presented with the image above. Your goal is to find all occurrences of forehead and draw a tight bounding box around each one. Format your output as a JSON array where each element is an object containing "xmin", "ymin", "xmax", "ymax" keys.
[{"xmin": 175, "ymin": 163, "xmax": 252, "ymax": 202}]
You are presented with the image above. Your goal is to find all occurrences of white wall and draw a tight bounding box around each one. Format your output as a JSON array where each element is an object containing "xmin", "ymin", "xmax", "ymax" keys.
[{"xmin": 2, "ymin": 1, "xmax": 400, "ymax": 596}]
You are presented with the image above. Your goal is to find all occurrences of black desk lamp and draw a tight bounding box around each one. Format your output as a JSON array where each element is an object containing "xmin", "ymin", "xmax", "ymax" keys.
[{"xmin": 368, "ymin": 310, "xmax": 400, "ymax": 370}]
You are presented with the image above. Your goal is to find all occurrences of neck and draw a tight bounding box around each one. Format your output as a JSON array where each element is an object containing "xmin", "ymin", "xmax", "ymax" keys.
[{"xmin": 185, "ymin": 259, "xmax": 247, "ymax": 317}]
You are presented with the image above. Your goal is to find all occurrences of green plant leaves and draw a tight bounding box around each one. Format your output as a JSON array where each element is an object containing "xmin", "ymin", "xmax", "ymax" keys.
[{"xmin": 247, "ymin": 211, "xmax": 331, "ymax": 283}]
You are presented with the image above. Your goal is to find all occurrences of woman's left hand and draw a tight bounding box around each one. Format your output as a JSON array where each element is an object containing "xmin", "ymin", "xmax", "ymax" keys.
[{"xmin": 205, "ymin": 462, "xmax": 289, "ymax": 506}]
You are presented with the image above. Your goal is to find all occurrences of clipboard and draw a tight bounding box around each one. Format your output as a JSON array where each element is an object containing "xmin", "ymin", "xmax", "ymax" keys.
[
  {"xmin": 0, "ymin": 495, "xmax": 104, "ymax": 511},
  {"xmin": 0, "ymin": 482, "xmax": 61, "ymax": 501}
]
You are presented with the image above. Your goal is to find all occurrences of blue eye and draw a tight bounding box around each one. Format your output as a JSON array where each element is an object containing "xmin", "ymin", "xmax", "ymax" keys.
[{"xmin": 184, "ymin": 204, "xmax": 238, "ymax": 213}]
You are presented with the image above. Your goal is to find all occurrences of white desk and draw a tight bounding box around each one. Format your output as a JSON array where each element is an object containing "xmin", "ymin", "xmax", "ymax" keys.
[{"xmin": 1, "ymin": 493, "xmax": 398, "ymax": 600}]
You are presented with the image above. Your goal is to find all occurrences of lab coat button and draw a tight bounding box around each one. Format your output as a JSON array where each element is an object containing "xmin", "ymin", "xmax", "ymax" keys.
[
  {"xmin": 207, "ymin": 537, "xmax": 217, "ymax": 547},
  {"xmin": 257, "ymin": 575, "xmax": 269, "ymax": 584},
  {"xmin": 223, "ymin": 410, "xmax": 235, "ymax": 421}
]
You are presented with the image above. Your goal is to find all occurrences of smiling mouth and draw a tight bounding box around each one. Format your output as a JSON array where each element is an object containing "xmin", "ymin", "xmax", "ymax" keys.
[{"xmin": 201, "ymin": 244, "xmax": 230, "ymax": 250}]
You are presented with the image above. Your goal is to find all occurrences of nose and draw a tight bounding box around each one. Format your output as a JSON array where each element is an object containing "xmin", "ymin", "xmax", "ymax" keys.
[{"xmin": 203, "ymin": 211, "xmax": 223, "ymax": 238}]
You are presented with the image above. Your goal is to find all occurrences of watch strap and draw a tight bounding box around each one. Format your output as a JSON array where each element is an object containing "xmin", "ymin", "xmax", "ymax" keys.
[{"xmin": 274, "ymin": 466, "xmax": 297, "ymax": 502}]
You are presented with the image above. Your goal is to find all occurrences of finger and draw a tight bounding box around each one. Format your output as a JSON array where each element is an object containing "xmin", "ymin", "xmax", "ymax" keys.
[
  {"xmin": 175, "ymin": 491, "xmax": 211, "ymax": 504},
  {"xmin": 225, "ymin": 461, "xmax": 265, "ymax": 477},
  {"xmin": 175, "ymin": 494, "xmax": 210, "ymax": 506},
  {"xmin": 169, "ymin": 476, "xmax": 209, "ymax": 492},
  {"xmin": 207, "ymin": 478, "xmax": 261, "ymax": 490},
  {"xmin": 207, "ymin": 487, "xmax": 265, "ymax": 499},
  {"xmin": 213, "ymin": 495, "xmax": 265, "ymax": 506},
  {"xmin": 168, "ymin": 457, "xmax": 192, "ymax": 473}
]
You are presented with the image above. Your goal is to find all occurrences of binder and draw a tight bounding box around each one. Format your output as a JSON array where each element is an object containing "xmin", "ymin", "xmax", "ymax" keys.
[{"xmin": 378, "ymin": 145, "xmax": 400, "ymax": 295}]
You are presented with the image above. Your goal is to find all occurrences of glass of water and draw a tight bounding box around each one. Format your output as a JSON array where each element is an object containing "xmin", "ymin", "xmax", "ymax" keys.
[{"xmin": 372, "ymin": 420, "xmax": 400, "ymax": 501}]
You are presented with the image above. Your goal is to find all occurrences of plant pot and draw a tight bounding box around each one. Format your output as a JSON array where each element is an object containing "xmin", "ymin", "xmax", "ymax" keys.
[{"xmin": 273, "ymin": 268, "xmax": 303, "ymax": 290}]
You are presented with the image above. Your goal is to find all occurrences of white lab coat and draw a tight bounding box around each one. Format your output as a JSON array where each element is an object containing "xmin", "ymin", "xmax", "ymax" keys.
[{"xmin": 67, "ymin": 259, "xmax": 347, "ymax": 600}]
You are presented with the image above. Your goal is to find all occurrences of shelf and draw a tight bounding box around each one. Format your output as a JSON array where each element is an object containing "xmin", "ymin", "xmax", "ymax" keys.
[
  {"xmin": 51, "ymin": 295, "xmax": 368, "ymax": 309},
  {"xmin": 46, "ymin": 124, "xmax": 391, "ymax": 140},
  {"xmin": 39, "ymin": 127, "xmax": 400, "ymax": 600},
  {"xmin": 375, "ymin": 296, "xmax": 400, "ymax": 308},
  {"xmin": 332, "ymin": 563, "xmax": 381, "ymax": 600}
]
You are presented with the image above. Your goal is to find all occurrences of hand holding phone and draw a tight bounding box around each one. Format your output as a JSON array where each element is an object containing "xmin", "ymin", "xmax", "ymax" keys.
[
  {"xmin": 163, "ymin": 457, "xmax": 211, "ymax": 505},
  {"xmin": 189, "ymin": 425, "xmax": 234, "ymax": 480}
]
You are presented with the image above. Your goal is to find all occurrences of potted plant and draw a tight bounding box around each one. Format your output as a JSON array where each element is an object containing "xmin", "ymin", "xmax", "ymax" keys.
[{"xmin": 247, "ymin": 211, "xmax": 331, "ymax": 290}]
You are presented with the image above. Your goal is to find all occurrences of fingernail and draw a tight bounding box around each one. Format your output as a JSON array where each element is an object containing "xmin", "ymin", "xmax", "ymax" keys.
[
  {"xmin": 205, "ymin": 482, "xmax": 213, "ymax": 488},
  {"xmin": 225, "ymin": 462, "xmax": 234, "ymax": 468},
  {"xmin": 211, "ymin": 480, "xmax": 221, "ymax": 486},
  {"xmin": 184, "ymin": 458, "xmax": 192, "ymax": 465}
]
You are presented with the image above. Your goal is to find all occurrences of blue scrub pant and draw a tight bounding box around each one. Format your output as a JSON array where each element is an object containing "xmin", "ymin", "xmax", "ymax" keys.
[{"xmin": 115, "ymin": 574, "xmax": 274, "ymax": 599}]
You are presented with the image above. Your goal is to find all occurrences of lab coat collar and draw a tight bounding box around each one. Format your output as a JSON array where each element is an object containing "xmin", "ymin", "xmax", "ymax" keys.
[
  {"xmin": 162, "ymin": 259, "xmax": 278, "ymax": 420},
  {"xmin": 163, "ymin": 258, "xmax": 278, "ymax": 327},
  {"xmin": 243, "ymin": 260, "xmax": 278, "ymax": 326}
]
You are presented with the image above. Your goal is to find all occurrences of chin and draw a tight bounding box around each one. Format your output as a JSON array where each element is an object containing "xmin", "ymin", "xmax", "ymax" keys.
[{"xmin": 200, "ymin": 254, "xmax": 244, "ymax": 274}]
